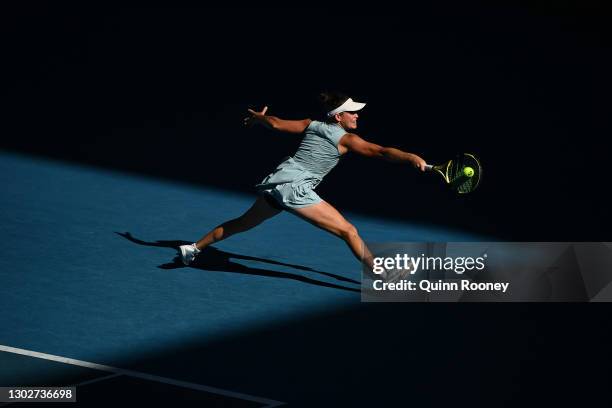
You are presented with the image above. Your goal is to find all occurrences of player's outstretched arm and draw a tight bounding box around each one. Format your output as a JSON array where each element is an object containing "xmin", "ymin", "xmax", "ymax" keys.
[
  {"xmin": 339, "ymin": 133, "xmax": 427, "ymax": 171},
  {"xmin": 244, "ymin": 106, "xmax": 311, "ymax": 134}
]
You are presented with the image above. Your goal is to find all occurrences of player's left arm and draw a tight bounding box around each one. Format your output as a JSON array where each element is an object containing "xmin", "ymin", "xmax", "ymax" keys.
[
  {"xmin": 339, "ymin": 133, "xmax": 427, "ymax": 171},
  {"xmin": 244, "ymin": 106, "xmax": 312, "ymax": 134}
]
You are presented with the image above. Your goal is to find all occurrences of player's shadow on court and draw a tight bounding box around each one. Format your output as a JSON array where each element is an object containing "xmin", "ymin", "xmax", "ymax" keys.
[{"xmin": 116, "ymin": 232, "xmax": 360, "ymax": 292}]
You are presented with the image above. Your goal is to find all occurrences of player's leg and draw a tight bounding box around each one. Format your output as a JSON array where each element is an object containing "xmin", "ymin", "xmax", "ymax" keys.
[
  {"xmin": 179, "ymin": 196, "xmax": 282, "ymax": 265},
  {"xmin": 195, "ymin": 195, "xmax": 282, "ymax": 250},
  {"xmin": 289, "ymin": 200, "xmax": 374, "ymax": 271}
]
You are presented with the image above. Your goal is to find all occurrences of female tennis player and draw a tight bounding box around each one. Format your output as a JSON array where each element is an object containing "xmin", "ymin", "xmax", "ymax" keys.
[{"xmin": 179, "ymin": 92, "xmax": 426, "ymax": 282}]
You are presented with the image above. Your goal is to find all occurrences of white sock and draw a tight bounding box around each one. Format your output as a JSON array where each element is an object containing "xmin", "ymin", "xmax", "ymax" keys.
[{"xmin": 192, "ymin": 243, "xmax": 201, "ymax": 253}]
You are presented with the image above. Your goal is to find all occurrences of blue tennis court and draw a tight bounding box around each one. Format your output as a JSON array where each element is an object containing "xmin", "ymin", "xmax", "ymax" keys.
[{"xmin": 0, "ymin": 151, "xmax": 497, "ymax": 406}]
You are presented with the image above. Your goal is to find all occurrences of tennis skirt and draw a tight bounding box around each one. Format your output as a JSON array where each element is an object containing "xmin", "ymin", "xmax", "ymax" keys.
[{"xmin": 255, "ymin": 157, "xmax": 323, "ymax": 210}]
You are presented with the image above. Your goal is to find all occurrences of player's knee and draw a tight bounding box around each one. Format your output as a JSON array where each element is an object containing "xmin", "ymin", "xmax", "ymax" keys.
[{"xmin": 339, "ymin": 223, "xmax": 359, "ymax": 240}]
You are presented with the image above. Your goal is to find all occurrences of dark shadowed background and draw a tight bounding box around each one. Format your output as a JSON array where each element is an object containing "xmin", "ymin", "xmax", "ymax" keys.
[{"xmin": 3, "ymin": 2, "xmax": 610, "ymax": 240}]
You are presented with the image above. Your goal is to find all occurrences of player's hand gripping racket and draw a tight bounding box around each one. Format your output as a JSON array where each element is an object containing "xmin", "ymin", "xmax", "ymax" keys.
[{"xmin": 425, "ymin": 153, "xmax": 482, "ymax": 194}]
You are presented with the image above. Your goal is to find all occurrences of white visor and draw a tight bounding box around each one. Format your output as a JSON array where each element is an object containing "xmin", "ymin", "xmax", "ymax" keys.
[{"xmin": 326, "ymin": 98, "xmax": 366, "ymax": 117}]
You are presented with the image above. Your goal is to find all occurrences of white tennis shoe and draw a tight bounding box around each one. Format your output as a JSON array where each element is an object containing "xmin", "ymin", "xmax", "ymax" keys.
[{"xmin": 179, "ymin": 243, "xmax": 201, "ymax": 265}]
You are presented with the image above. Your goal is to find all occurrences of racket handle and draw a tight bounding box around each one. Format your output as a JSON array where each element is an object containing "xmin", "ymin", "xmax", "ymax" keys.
[{"xmin": 424, "ymin": 164, "xmax": 433, "ymax": 171}]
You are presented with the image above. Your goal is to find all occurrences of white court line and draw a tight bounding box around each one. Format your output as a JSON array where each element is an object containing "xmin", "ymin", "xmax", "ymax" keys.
[
  {"xmin": 75, "ymin": 372, "xmax": 122, "ymax": 387},
  {"xmin": 0, "ymin": 344, "xmax": 285, "ymax": 407}
]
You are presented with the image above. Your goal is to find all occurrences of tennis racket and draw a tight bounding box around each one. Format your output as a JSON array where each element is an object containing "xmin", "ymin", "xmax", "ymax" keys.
[{"xmin": 425, "ymin": 153, "xmax": 482, "ymax": 194}]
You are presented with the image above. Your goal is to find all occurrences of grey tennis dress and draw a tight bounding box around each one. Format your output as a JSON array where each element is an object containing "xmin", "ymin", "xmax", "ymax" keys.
[{"xmin": 255, "ymin": 120, "xmax": 347, "ymax": 209}]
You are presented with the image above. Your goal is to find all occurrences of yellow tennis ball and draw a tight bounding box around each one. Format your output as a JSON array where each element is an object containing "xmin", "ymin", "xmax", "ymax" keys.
[{"xmin": 463, "ymin": 166, "xmax": 474, "ymax": 177}]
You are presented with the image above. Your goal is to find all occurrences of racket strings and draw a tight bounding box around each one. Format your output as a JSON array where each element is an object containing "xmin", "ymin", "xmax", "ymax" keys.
[
  {"xmin": 459, "ymin": 155, "xmax": 481, "ymax": 193},
  {"xmin": 449, "ymin": 156, "xmax": 479, "ymax": 193}
]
